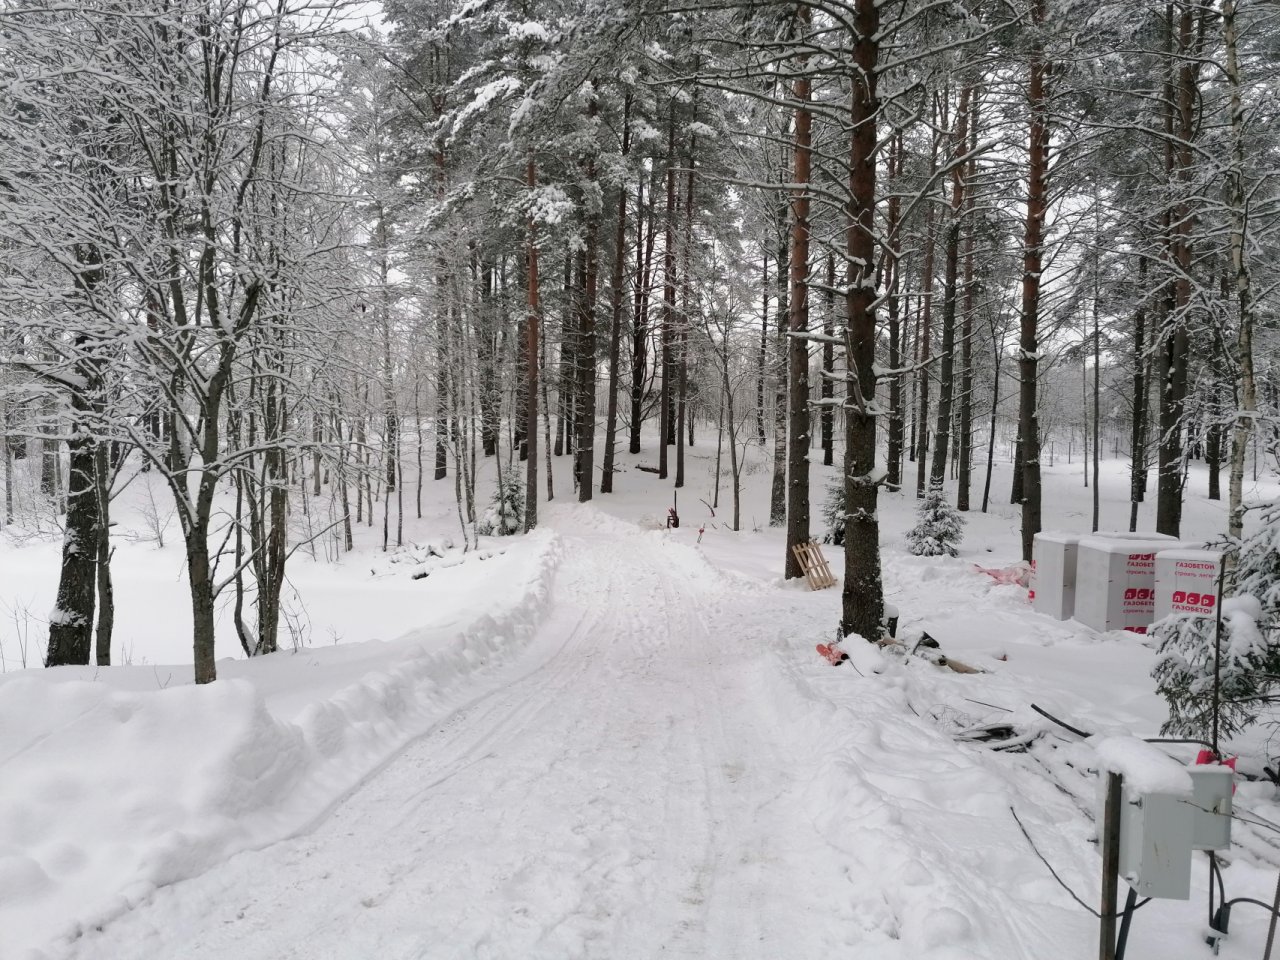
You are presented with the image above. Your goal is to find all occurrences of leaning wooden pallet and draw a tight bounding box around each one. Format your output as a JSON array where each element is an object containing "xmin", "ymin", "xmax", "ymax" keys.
[{"xmin": 791, "ymin": 540, "xmax": 836, "ymax": 590}]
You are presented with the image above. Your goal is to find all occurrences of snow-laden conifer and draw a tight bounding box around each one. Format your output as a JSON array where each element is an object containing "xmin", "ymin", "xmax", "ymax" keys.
[
  {"xmin": 476, "ymin": 476, "xmax": 524, "ymax": 537},
  {"xmin": 1153, "ymin": 507, "xmax": 1280, "ymax": 738},
  {"xmin": 906, "ymin": 482, "xmax": 964, "ymax": 557},
  {"xmin": 821, "ymin": 481, "xmax": 845, "ymax": 546}
]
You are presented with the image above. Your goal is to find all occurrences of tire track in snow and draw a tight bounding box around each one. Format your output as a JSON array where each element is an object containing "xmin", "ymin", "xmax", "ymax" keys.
[{"xmin": 59, "ymin": 509, "xmax": 852, "ymax": 960}]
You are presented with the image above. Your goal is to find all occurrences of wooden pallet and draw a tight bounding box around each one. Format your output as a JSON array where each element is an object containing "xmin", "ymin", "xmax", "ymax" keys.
[{"xmin": 792, "ymin": 540, "xmax": 837, "ymax": 590}]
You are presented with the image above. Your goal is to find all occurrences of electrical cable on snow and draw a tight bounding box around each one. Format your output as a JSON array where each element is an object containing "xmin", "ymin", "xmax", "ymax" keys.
[
  {"xmin": 1008, "ymin": 805, "xmax": 1151, "ymax": 921},
  {"xmin": 1114, "ymin": 886, "xmax": 1139, "ymax": 960}
]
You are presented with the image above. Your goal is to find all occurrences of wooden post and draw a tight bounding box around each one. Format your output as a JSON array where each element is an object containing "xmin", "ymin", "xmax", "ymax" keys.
[
  {"xmin": 1099, "ymin": 771, "xmax": 1123, "ymax": 960},
  {"xmin": 1262, "ymin": 869, "xmax": 1280, "ymax": 959}
]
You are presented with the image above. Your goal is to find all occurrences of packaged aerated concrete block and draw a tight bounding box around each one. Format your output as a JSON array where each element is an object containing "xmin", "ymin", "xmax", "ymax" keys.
[
  {"xmin": 1074, "ymin": 537, "xmax": 1188, "ymax": 634},
  {"xmin": 1030, "ymin": 531, "xmax": 1175, "ymax": 622},
  {"xmin": 1030, "ymin": 532, "xmax": 1082, "ymax": 620},
  {"xmin": 1154, "ymin": 549, "xmax": 1223, "ymax": 622}
]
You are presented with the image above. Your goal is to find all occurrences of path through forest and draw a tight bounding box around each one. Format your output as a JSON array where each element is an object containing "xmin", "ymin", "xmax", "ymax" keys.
[
  {"xmin": 59, "ymin": 509, "xmax": 848, "ymax": 958},
  {"xmin": 58, "ymin": 506, "xmax": 1089, "ymax": 959}
]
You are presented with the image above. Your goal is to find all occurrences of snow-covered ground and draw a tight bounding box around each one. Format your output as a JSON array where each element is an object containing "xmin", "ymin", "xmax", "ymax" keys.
[{"xmin": 3, "ymin": 437, "xmax": 1280, "ymax": 958}]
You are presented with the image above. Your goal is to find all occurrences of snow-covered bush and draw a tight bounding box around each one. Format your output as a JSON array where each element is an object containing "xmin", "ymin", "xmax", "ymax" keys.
[
  {"xmin": 1153, "ymin": 508, "xmax": 1280, "ymax": 739},
  {"xmin": 1152, "ymin": 597, "xmax": 1272, "ymax": 739},
  {"xmin": 1235, "ymin": 505, "xmax": 1280, "ymax": 635},
  {"xmin": 821, "ymin": 480, "xmax": 845, "ymax": 546},
  {"xmin": 906, "ymin": 481, "xmax": 964, "ymax": 557},
  {"xmin": 476, "ymin": 475, "xmax": 523, "ymax": 536}
]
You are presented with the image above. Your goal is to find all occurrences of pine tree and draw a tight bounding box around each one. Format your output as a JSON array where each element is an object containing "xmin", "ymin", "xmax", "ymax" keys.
[
  {"xmin": 476, "ymin": 476, "xmax": 525, "ymax": 537},
  {"xmin": 1153, "ymin": 506, "xmax": 1280, "ymax": 739},
  {"xmin": 821, "ymin": 480, "xmax": 845, "ymax": 547},
  {"xmin": 906, "ymin": 481, "xmax": 965, "ymax": 557}
]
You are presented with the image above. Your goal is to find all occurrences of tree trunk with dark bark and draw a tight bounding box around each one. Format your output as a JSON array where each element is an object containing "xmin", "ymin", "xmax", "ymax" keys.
[
  {"xmin": 601, "ymin": 93, "xmax": 631, "ymax": 494},
  {"xmin": 1018, "ymin": 0, "xmax": 1050, "ymax": 563},
  {"xmin": 658, "ymin": 106, "xmax": 677, "ymax": 480},
  {"xmin": 524, "ymin": 158, "xmax": 541, "ymax": 531},
  {"xmin": 840, "ymin": 0, "xmax": 884, "ymax": 643},
  {"xmin": 821, "ymin": 252, "xmax": 835, "ymax": 468},
  {"xmin": 785, "ymin": 20, "xmax": 812, "ymax": 580},
  {"xmin": 930, "ymin": 84, "xmax": 972, "ymax": 489},
  {"xmin": 45, "ymin": 422, "xmax": 99, "ymax": 667},
  {"xmin": 885, "ymin": 133, "xmax": 904, "ymax": 491}
]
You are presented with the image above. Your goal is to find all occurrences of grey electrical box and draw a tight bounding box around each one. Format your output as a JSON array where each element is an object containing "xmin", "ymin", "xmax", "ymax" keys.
[
  {"xmin": 1118, "ymin": 788, "xmax": 1194, "ymax": 900},
  {"xmin": 1188, "ymin": 766, "xmax": 1233, "ymax": 851}
]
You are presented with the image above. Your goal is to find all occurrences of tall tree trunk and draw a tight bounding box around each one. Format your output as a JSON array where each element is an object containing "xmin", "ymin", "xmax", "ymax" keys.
[
  {"xmin": 956, "ymin": 100, "xmax": 978, "ymax": 512},
  {"xmin": 601, "ymin": 93, "xmax": 632, "ymax": 494},
  {"xmin": 885, "ymin": 132, "xmax": 904, "ymax": 490},
  {"xmin": 821, "ymin": 252, "xmax": 835, "ymax": 468},
  {"xmin": 1156, "ymin": 2, "xmax": 1201, "ymax": 539},
  {"xmin": 675, "ymin": 113, "xmax": 698, "ymax": 491},
  {"xmin": 46, "ymin": 416, "xmax": 99, "ymax": 667},
  {"xmin": 567, "ymin": 256, "xmax": 577, "ymax": 461},
  {"xmin": 524, "ymin": 158, "xmax": 541, "ymax": 531},
  {"xmin": 479, "ymin": 261, "xmax": 499, "ymax": 458},
  {"xmin": 757, "ymin": 254, "xmax": 769, "ymax": 446},
  {"xmin": 434, "ymin": 297, "xmax": 448, "ymax": 481},
  {"xmin": 1129, "ymin": 255, "xmax": 1149, "ymax": 531},
  {"xmin": 930, "ymin": 84, "xmax": 972, "ymax": 489},
  {"xmin": 1018, "ymin": 0, "xmax": 1050, "ymax": 562},
  {"xmin": 658, "ymin": 105, "xmax": 677, "ymax": 479},
  {"xmin": 982, "ymin": 320, "xmax": 1003, "ymax": 514},
  {"xmin": 576, "ymin": 106, "xmax": 600, "ymax": 503},
  {"xmin": 841, "ymin": 0, "xmax": 884, "ymax": 643},
  {"xmin": 186, "ymin": 500, "xmax": 218, "ymax": 684},
  {"xmin": 41, "ymin": 383, "xmax": 60, "ymax": 502},
  {"xmin": 915, "ymin": 111, "xmax": 940, "ymax": 498},
  {"xmin": 769, "ymin": 211, "xmax": 789, "ymax": 526},
  {"xmin": 785, "ymin": 19, "xmax": 813, "ymax": 580},
  {"xmin": 1206, "ymin": 390, "xmax": 1221, "ymax": 501},
  {"xmin": 94, "ymin": 443, "xmax": 113, "ymax": 666},
  {"xmin": 1092, "ymin": 222, "xmax": 1102, "ymax": 530},
  {"xmin": 2, "ymin": 393, "xmax": 12, "ymax": 526},
  {"xmin": 629, "ymin": 166, "xmax": 656, "ymax": 456},
  {"xmin": 377, "ymin": 202, "xmax": 397, "ymax": 494},
  {"xmin": 1223, "ymin": 0, "xmax": 1256, "ymax": 564}
]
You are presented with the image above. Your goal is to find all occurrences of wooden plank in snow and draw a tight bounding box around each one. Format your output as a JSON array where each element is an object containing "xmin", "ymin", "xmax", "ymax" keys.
[{"xmin": 791, "ymin": 540, "xmax": 837, "ymax": 590}]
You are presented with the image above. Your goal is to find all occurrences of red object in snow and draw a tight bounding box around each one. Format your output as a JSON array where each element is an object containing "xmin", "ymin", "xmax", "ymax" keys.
[
  {"xmin": 815, "ymin": 643, "xmax": 847, "ymax": 666},
  {"xmin": 973, "ymin": 561, "xmax": 1032, "ymax": 588}
]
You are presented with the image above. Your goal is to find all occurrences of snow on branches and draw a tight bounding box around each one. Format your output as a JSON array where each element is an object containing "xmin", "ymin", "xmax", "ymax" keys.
[{"xmin": 906, "ymin": 482, "xmax": 965, "ymax": 558}]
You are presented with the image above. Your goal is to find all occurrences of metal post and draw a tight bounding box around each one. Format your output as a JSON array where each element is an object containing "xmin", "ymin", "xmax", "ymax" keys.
[
  {"xmin": 1100, "ymin": 771, "xmax": 1123, "ymax": 960},
  {"xmin": 1211, "ymin": 560, "xmax": 1226, "ymax": 756}
]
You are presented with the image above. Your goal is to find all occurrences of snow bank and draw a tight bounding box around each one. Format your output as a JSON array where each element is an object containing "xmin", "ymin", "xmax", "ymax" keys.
[{"xmin": 0, "ymin": 530, "xmax": 560, "ymax": 959}]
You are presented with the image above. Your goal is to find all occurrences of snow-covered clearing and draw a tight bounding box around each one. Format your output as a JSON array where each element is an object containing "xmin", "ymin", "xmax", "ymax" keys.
[{"xmin": 4, "ymin": 444, "xmax": 1280, "ymax": 958}]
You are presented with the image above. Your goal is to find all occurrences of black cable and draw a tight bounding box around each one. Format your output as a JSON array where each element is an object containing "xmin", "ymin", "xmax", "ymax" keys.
[
  {"xmin": 1115, "ymin": 886, "xmax": 1140, "ymax": 960},
  {"xmin": 1209, "ymin": 852, "xmax": 1217, "ymax": 929},
  {"xmin": 1030, "ymin": 703, "xmax": 1092, "ymax": 738},
  {"xmin": 1215, "ymin": 855, "xmax": 1226, "ymax": 920},
  {"xmin": 1028, "ymin": 706, "xmax": 1219, "ymax": 756},
  {"xmin": 1009, "ymin": 805, "xmax": 1152, "ymax": 920},
  {"xmin": 1224, "ymin": 897, "xmax": 1280, "ymax": 914}
]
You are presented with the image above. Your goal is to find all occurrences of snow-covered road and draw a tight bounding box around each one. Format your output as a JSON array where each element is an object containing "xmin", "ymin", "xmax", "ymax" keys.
[
  {"xmin": 34, "ymin": 505, "xmax": 1280, "ymax": 958},
  {"xmin": 62, "ymin": 509, "xmax": 857, "ymax": 959}
]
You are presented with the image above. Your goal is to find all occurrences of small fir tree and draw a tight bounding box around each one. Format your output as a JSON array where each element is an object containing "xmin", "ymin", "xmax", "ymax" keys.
[
  {"xmin": 821, "ymin": 480, "xmax": 845, "ymax": 546},
  {"xmin": 476, "ymin": 475, "xmax": 524, "ymax": 536},
  {"xmin": 1154, "ymin": 504, "xmax": 1280, "ymax": 739},
  {"xmin": 1151, "ymin": 602, "xmax": 1271, "ymax": 739},
  {"xmin": 906, "ymin": 481, "xmax": 965, "ymax": 557}
]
